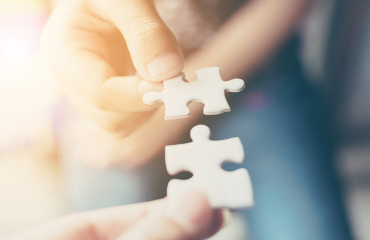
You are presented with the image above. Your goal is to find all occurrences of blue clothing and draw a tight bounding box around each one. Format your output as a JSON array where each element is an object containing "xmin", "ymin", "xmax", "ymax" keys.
[{"xmin": 200, "ymin": 37, "xmax": 352, "ymax": 240}]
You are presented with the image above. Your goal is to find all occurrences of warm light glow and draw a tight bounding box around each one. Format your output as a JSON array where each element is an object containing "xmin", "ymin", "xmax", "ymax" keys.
[
  {"xmin": 0, "ymin": 0, "xmax": 48, "ymax": 15},
  {"xmin": 0, "ymin": 0, "xmax": 49, "ymax": 77},
  {"xmin": 0, "ymin": 29, "xmax": 38, "ymax": 76},
  {"xmin": 1, "ymin": 33, "xmax": 33, "ymax": 63}
]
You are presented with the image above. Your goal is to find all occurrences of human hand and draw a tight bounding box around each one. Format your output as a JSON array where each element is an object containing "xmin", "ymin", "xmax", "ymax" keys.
[
  {"xmin": 6, "ymin": 190, "xmax": 223, "ymax": 240},
  {"xmin": 42, "ymin": 0, "xmax": 184, "ymax": 135},
  {"xmin": 89, "ymin": 0, "xmax": 311, "ymax": 167}
]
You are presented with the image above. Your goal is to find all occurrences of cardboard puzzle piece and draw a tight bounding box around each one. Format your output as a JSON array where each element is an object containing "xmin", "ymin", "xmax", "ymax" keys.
[
  {"xmin": 165, "ymin": 125, "xmax": 254, "ymax": 209},
  {"xmin": 143, "ymin": 67, "xmax": 245, "ymax": 120}
]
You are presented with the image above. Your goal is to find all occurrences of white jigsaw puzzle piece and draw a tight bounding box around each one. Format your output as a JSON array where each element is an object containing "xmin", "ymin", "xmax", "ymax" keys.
[
  {"xmin": 143, "ymin": 67, "xmax": 245, "ymax": 120},
  {"xmin": 165, "ymin": 125, "xmax": 254, "ymax": 209}
]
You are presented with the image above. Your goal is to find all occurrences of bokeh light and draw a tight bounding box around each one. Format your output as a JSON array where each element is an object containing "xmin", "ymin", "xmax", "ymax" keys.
[{"xmin": 0, "ymin": 0, "xmax": 49, "ymax": 77}]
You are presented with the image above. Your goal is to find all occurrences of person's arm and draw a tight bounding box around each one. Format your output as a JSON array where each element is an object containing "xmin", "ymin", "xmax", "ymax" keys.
[
  {"xmin": 175, "ymin": 0, "xmax": 311, "ymax": 135},
  {"xmin": 5, "ymin": 190, "xmax": 222, "ymax": 240},
  {"xmin": 185, "ymin": 0, "xmax": 309, "ymax": 80},
  {"xmin": 105, "ymin": 0, "xmax": 310, "ymax": 167}
]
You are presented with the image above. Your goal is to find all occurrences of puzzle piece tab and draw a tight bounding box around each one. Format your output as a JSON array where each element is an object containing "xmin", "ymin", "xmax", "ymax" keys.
[
  {"xmin": 143, "ymin": 67, "xmax": 245, "ymax": 120},
  {"xmin": 165, "ymin": 125, "xmax": 254, "ymax": 209}
]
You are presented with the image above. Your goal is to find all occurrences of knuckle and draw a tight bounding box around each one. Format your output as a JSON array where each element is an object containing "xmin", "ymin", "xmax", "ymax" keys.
[
  {"xmin": 100, "ymin": 119, "xmax": 125, "ymax": 133},
  {"xmin": 97, "ymin": 91, "xmax": 109, "ymax": 112},
  {"xmin": 93, "ymin": 112, "xmax": 125, "ymax": 133},
  {"xmin": 98, "ymin": 114, "xmax": 135, "ymax": 135},
  {"xmin": 130, "ymin": 16, "xmax": 167, "ymax": 46}
]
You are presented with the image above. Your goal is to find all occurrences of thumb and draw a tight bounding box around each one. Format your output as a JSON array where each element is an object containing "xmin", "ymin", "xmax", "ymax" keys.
[
  {"xmin": 118, "ymin": 190, "xmax": 223, "ymax": 240},
  {"xmin": 98, "ymin": 0, "xmax": 184, "ymax": 82}
]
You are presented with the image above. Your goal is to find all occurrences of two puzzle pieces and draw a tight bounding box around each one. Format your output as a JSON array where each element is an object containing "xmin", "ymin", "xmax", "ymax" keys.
[
  {"xmin": 144, "ymin": 67, "xmax": 252, "ymax": 208},
  {"xmin": 166, "ymin": 125, "xmax": 254, "ymax": 209},
  {"xmin": 143, "ymin": 67, "xmax": 245, "ymax": 120}
]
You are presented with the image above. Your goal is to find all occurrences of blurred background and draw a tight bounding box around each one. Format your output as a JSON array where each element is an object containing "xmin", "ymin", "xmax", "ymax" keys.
[
  {"xmin": 0, "ymin": 0, "xmax": 369, "ymax": 239},
  {"xmin": 0, "ymin": 0, "xmax": 64, "ymax": 236}
]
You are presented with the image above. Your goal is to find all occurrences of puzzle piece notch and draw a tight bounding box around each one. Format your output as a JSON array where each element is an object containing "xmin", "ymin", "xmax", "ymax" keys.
[
  {"xmin": 165, "ymin": 125, "xmax": 254, "ymax": 209},
  {"xmin": 143, "ymin": 67, "xmax": 245, "ymax": 120},
  {"xmin": 194, "ymin": 67, "xmax": 245, "ymax": 93}
]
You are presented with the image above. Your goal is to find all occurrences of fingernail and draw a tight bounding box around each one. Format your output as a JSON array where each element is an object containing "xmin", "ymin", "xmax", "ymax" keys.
[
  {"xmin": 166, "ymin": 189, "xmax": 209, "ymax": 233},
  {"xmin": 146, "ymin": 52, "xmax": 182, "ymax": 77}
]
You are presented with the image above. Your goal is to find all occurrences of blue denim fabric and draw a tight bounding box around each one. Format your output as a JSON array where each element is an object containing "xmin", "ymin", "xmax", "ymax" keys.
[{"xmin": 200, "ymin": 73, "xmax": 352, "ymax": 240}]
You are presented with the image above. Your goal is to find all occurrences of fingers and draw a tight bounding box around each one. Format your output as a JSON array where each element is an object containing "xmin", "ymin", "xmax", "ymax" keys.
[
  {"xmin": 42, "ymin": 0, "xmax": 184, "ymax": 133},
  {"xmin": 3, "ymin": 201, "xmax": 149, "ymax": 240},
  {"xmin": 6, "ymin": 191, "xmax": 222, "ymax": 240},
  {"xmin": 118, "ymin": 190, "xmax": 223, "ymax": 240},
  {"xmin": 43, "ymin": 0, "xmax": 181, "ymax": 116},
  {"xmin": 60, "ymin": 76, "xmax": 159, "ymax": 133},
  {"xmin": 42, "ymin": 0, "xmax": 165, "ymax": 115},
  {"xmin": 11, "ymin": 202, "xmax": 150, "ymax": 240},
  {"xmin": 46, "ymin": 35, "xmax": 163, "ymax": 113},
  {"xmin": 94, "ymin": 0, "xmax": 184, "ymax": 81},
  {"xmin": 78, "ymin": 191, "xmax": 221, "ymax": 240}
]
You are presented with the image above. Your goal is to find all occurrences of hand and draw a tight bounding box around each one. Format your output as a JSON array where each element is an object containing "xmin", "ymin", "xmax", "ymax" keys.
[
  {"xmin": 87, "ymin": 0, "xmax": 311, "ymax": 167},
  {"xmin": 42, "ymin": 0, "xmax": 184, "ymax": 135},
  {"xmin": 6, "ymin": 190, "xmax": 223, "ymax": 240}
]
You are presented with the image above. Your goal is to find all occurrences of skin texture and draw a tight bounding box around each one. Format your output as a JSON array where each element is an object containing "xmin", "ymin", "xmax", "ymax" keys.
[
  {"xmin": 43, "ymin": 0, "xmax": 310, "ymax": 168},
  {"xmin": 5, "ymin": 190, "xmax": 223, "ymax": 240}
]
